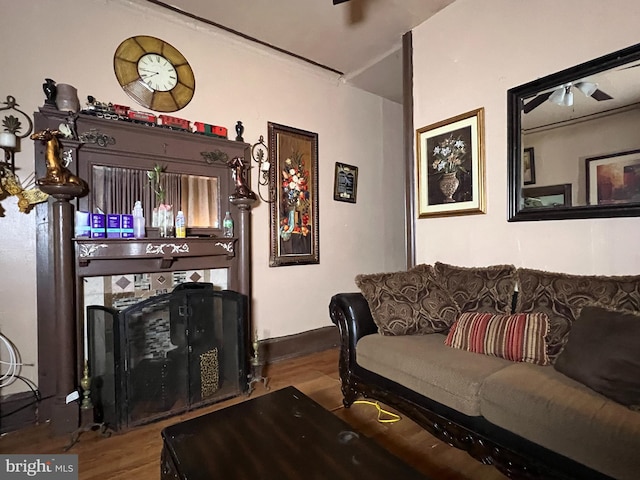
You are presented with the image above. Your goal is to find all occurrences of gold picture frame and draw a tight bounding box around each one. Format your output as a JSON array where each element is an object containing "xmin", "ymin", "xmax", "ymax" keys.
[
  {"xmin": 416, "ymin": 108, "xmax": 486, "ymax": 218},
  {"xmin": 268, "ymin": 122, "xmax": 319, "ymax": 267}
]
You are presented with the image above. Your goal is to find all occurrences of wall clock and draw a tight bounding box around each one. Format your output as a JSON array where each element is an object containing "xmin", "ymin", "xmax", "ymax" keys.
[{"xmin": 113, "ymin": 35, "xmax": 195, "ymax": 112}]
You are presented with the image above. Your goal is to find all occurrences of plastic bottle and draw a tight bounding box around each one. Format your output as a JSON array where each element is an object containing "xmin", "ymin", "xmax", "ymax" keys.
[
  {"xmin": 223, "ymin": 211, "xmax": 234, "ymax": 238},
  {"xmin": 132, "ymin": 200, "xmax": 145, "ymax": 238},
  {"xmin": 175, "ymin": 210, "xmax": 186, "ymax": 238}
]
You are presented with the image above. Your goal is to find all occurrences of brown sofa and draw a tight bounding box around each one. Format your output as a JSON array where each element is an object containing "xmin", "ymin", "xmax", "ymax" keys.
[{"xmin": 329, "ymin": 263, "xmax": 640, "ymax": 480}]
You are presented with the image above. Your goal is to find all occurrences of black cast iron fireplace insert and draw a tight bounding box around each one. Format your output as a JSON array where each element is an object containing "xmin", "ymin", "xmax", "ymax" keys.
[{"xmin": 87, "ymin": 283, "xmax": 248, "ymax": 430}]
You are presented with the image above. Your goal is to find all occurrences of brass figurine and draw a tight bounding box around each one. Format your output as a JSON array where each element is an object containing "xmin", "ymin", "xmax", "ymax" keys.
[
  {"xmin": 31, "ymin": 129, "xmax": 86, "ymax": 187},
  {"xmin": 227, "ymin": 155, "xmax": 256, "ymax": 200}
]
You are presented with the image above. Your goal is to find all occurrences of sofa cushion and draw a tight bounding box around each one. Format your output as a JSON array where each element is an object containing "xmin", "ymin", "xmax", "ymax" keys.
[
  {"xmin": 480, "ymin": 362, "xmax": 640, "ymax": 480},
  {"xmin": 444, "ymin": 312, "xmax": 550, "ymax": 365},
  {"xmin": 356, "ymin": 333, "xmax": 513, "ymax": 416},
  {"xmin": 515, "ymin": 268, "xmax": 640, "ymax": 361},
  {"xmin": 355, "ymin": 264, "xmax": 459, "ymax": 336},
  {"xmin": 433, "ymin": 262, "xmax": 517, "ymax": 314},
  {"xmin": 554, "ymin": 305, "xmax": 640, "ymax": 410}
]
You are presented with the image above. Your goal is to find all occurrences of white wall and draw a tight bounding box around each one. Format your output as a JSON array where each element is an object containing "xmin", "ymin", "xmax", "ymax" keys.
[
  {"xmin": 412, "ymin": 0, "xmax": 640, "ymax": 274},
  {"xmin": 0, "ymin": 0, "xmax": 405, "ymax": 395}
]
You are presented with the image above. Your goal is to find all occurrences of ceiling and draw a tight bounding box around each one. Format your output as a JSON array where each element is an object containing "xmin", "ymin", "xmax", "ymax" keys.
[
  {"xmin": 522, "ymin": 59, "xmax": 640, "ymax": 132},
  {"xmin": 147, "ymin": 0, "xmax": 456, "ymax": 104}
]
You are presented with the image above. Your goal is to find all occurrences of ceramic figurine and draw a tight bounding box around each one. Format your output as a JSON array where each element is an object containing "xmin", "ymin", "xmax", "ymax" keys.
[
  {"xmin": 42, "ymin": 78, "xmax": 57, "ymax": 106},
  {"xmin": 235, "ymin": 121, "xmax": 244, "ymax": 142}
]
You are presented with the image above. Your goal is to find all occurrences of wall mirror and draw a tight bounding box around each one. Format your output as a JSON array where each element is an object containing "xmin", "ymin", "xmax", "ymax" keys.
[{"xmin": 508, "ymin": 43, "xmax": 640, "ymax": 221}]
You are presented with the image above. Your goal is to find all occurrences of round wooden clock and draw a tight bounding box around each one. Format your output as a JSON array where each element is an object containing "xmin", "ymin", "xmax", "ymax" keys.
[{"xmin": 113, "ymin": 35, "xmax": 195, "ymax": 112}]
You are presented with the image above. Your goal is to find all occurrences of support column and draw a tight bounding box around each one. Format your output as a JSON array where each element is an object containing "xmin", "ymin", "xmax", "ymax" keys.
[{"xmin": 39, "ymin": 185, "xmax": 85, "ymax": 435}]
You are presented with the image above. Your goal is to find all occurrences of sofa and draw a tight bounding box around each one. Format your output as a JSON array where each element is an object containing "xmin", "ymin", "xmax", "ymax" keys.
[{"xmin": 329, "ymin": 263, "xmax": 640, "ymax": 480}]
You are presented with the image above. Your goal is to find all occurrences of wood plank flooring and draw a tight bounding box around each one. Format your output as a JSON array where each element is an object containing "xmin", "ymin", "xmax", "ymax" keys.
[{"xmin": 0, "ymin": 348, "xmax": 506, "ymax": 480}]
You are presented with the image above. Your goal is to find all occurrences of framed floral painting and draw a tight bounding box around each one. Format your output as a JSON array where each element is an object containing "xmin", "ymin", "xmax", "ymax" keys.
[
  {"xmin": 416, "ymin": 108, "xmax": 486, "ymax": 218},
  {"xmin": 268, "ymin": 122, "xmax": 319, "ymax": 267}
]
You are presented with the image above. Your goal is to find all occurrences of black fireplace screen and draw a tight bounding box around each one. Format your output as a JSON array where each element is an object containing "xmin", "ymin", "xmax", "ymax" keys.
[{"xmin": 88, "ymin": 283, "xmax": 248, "ymax": 430}]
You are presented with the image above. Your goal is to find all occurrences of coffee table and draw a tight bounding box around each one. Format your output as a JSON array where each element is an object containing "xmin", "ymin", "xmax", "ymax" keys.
[{"xmin": 161, "ymin": 386, "xmax": 429, "ymax": 479}]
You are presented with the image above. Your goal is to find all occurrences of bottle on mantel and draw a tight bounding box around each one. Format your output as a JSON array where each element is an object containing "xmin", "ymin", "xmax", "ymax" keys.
[
  {"xmin": 132, "ymin": 200, "xmax": 145, "ymax": 239},
  {"xmin": 223, "ymin": 211, "xmax": 234, "ymax": 238},
  {"xmin": 175, "ymin": 210, "xmax": 186, "ymax": 238}
]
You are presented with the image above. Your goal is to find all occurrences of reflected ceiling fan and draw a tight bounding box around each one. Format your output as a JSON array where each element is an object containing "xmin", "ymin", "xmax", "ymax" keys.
[{"xmin": 523, "ymin": 81, "xmax": 613, "ymax": 113}]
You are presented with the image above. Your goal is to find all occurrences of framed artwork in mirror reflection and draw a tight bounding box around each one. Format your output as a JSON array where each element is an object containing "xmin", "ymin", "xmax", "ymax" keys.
[
  {"xmin": 586, "ymin": 149, "xmax": 640, "ymax": 206},
  {"xmin": 333, "ymin": 162, "xmax": 358, "ymax": 203},
  {"xmin": 523, "ymin": 147, "xmax": 536, "ymax": 185}
]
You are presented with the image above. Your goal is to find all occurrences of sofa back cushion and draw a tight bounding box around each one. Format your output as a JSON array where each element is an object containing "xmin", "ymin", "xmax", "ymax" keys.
[
  {"xmin": 516, "ymin": 268, "xmax": 640, "ymax": 360},
  {"xmin": 433, "ymin": 262, "xmax": 517, "ymax": 314},
  {"xmin": 554, "ymin": 305, "xmax": 640, "ymax": 409},
  {"xmin": 355, "ymin": 264, "xmax": 460, "ymax": 336},
  {"xmin": 445, "ymin": 311, "xmax": 550, "ymax": 365}
]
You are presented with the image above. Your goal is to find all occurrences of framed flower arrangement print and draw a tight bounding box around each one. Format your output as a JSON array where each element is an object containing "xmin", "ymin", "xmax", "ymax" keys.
[
  {"xmin": 416, "ymin": 108, "xmax": 486, "ymax": 218},
  {"xmin": 268, "ymin": 122, "xmax": 319, "ymax": 267}
]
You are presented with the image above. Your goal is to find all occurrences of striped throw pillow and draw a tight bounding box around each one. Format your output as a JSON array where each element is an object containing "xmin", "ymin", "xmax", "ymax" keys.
[{"xmin": 444, "ymin": 312, "xmax": 550, "ymax": 365}]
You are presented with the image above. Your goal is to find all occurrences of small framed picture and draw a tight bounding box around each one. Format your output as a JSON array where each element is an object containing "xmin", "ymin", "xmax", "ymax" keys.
[
  {"xmin": 333, "ymin": 162, "xmax": 358, "ymax": 203},
  {"xmin": 523, "ymin": 147, "xmax": 536, "ymax": 185}
]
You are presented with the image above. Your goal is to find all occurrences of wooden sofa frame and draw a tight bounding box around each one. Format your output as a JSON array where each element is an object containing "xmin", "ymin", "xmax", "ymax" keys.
[{"xmin": 329, "ymin": 293, "xmax": 613, "ymax": 480}]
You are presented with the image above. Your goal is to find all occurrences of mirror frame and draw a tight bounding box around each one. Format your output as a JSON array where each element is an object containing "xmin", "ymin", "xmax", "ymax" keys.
[{"xmin": 508, "ymin": 42, "xmax": 640, "ymax": 221}]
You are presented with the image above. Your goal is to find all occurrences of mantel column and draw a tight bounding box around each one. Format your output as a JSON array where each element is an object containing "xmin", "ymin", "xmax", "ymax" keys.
[
  {"xmin": 230, "ymin": 197, "xmax": 256, "ymax": 301},
  {"xmin": 38, "ymin": 184, "xmax": 85, "ymax": 435}
]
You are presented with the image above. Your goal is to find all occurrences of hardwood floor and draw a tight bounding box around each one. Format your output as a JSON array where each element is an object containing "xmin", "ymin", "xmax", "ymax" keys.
[{"xmin": 0, "ymin": 348, "xmax": 506, "ymax": 480}]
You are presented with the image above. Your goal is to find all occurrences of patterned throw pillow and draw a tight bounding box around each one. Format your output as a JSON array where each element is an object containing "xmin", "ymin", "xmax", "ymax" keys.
[
  {"xmin": 433, "ymin": 262, "xmax": 517, "ymax": 314},
  {"xmin": 444, "ymin": 312, "xmax": 550, "ymax": 365},
  {"xmin": 355, "ymin": 264, "xmax": 460, "ymax": 336},
  {"xmin": 516, "ymin": 268, "xmax": 640, "ymax": 361}
]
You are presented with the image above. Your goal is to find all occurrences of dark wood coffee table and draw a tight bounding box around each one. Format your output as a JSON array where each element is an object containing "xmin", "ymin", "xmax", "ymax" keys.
[{"xmin": 161, "ymin": 386, "xmax": 429, "ymax": 479}]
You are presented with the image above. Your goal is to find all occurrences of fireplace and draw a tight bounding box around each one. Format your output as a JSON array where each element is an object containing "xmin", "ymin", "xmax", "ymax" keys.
[{"xmin": 87, "ymin": 282, "xmax": 248, "ymax": 430}]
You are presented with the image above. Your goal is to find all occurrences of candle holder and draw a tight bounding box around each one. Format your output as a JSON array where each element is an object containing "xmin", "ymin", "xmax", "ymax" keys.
[
  {"xmin": 247, "ymin": 332, "xmax": 269, "ymax": 395},
  {"xmin": 0, "ymin": 95, "xmax": 33, "ymax": 174},
  {"xmin": 251, "ymin": 135, "xmax": 274, "ymax": 203}
]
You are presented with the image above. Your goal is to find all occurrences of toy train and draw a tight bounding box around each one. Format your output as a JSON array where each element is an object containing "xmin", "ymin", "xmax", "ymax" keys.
[{"xmin": 81, "ymin": 98, "xmax": 228, "ymax": 139}]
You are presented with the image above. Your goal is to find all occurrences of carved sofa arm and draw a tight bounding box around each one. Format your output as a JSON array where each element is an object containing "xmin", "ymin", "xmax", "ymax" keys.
[{"xmin": 329, "ymin": 293, "xmax": 376, "ymax": 350}]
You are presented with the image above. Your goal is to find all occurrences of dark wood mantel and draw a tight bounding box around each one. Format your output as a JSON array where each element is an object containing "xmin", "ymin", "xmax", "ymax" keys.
[
  {"xmin": 75, "ymin": 237, "xmax": 236, "ymax": 274},
  {"xmin": 33, "ymin": 106, "xmax": 254, "ymax": 433}
]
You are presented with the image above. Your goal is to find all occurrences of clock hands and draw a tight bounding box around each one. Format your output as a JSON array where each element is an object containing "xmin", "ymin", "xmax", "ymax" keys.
[{"xmin": 140, "ymin": 68, "xmax": 160, "ymax": 78}]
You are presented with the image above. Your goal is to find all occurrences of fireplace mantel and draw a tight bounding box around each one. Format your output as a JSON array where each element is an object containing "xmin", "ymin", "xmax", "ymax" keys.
[
  {"xmin": 75, "ymin": 237, "xmax": 236, "ymax": 274},
  {"xmin": 34, "ymin": 106, "xmax": 254, "ymax": 433}
]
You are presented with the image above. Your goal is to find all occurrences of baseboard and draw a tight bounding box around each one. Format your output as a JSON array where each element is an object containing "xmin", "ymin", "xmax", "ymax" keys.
[
  {"xmin": 259, "ymin": 326, "xmax": 339, "ymax": 364},
  {"xmin": 0, "ymin": 391, "xmax": 39, "ymax": 434}
]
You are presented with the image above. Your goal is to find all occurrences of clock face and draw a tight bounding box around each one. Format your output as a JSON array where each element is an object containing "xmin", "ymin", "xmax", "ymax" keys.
[
  {"xmin": 137, "ymin": 53, "xmax": 178, "ymax": 92},
  {"xmin": 114, "ymin": 35, "xmax": 195, "ymax": 112}
]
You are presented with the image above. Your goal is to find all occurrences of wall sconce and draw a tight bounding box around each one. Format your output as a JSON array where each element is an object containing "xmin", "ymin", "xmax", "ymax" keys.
[
  {"xmin": 0, "ymin": 96, "xmax": 33, "ymax": 173},
  {"xmin": 251, "ymin": 135, "xmax": 274, "ymax": 203}
]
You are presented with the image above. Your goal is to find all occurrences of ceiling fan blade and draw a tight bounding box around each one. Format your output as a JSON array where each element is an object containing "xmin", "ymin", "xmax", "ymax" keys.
[
  {"xmin": 523, "ymin": 91, "xmax": 553, "ymax": 114},
  {"xmin": 590, "ymin": 89, "xmax": 614, "ymax": 101},
  {"xmin": 333, "ymin": 0, "xmax": 350, "ymax": 4}
]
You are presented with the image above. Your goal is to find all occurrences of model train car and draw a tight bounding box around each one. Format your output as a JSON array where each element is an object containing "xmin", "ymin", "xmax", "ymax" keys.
[
  {"xmin": 157, "ymin": 114, "xmax": 191, "ymax": 131},
  {"xmin": 193, "ymin": 121, "xmax": 228, "ymax": 139}
]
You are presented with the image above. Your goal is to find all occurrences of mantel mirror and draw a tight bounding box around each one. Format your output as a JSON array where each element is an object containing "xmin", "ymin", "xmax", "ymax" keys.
[
  {"xmin": 91, "ymin": 165, "xmax": 220, "ymax": 229},
  {"xmin": 508, "ymin": 43, "xmax": 640, "ymax": 221}
]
